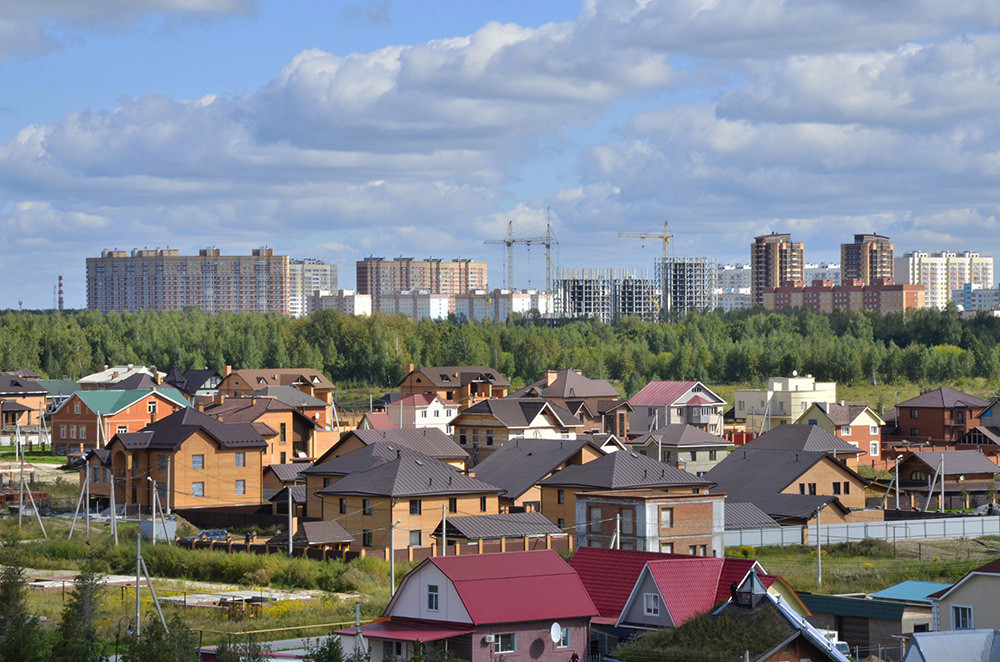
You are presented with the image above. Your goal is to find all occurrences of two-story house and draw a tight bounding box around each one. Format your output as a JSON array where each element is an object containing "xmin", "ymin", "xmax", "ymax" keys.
[
  {"xmin": 628, "ymin": 424, "xmax": 735, "ymax": 475},
  {"xmin": 889, "ymin": 387, "xmax": 987, "ymax": 444},
  {"xmin": 399, "ymin": 365, "xmax": 509, "ymax": 411},
  {"xmin": 741, "ymin": 425, "xmax": 864, "ymax": 469},
  {"xmin": 384, "ymin": 394, "xmax": 458, "ymax": 434},
  {"xmin": 217, "ymin": 367, "xmax": 334, "ymax": 408},
  {"xmin": 797, "ymin": 401, "xmax": 885, "ymax": 460},
  {"xmin": 450, "ymin": 398, "xmax": 584, "ymax": 466},
  {"xmin": 202, "ymin": 395, "xmax": 317, "ymax": 466},
  {"xmin": 734, "ymin": 375, "xmax": 838, "ymax": 432},
  {"xmin": 629, "ymin": 381, "xmax": 726, "ymax": 436},
  {"xmin": 0, "ymin": 372, "xmax": 47, "ymax": 427},
  {"xmin": 509, "ymin": 369, "xmax": 631, "ymax": 437}
]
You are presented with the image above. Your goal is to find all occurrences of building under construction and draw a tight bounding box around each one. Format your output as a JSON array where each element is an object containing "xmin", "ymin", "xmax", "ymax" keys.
[
  {"xmin": 554, "ymin": 268, "xmax": 661, "ymax": 323},
  {"xmin": 658, "ymin": 257, "xmax": 719, "ymax": 314}
]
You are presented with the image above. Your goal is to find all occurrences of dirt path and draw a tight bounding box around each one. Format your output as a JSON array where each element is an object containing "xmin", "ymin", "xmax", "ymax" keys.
[{"xmin": 891, "ymin": 537, "xmax": 1000, "ymax": 561}]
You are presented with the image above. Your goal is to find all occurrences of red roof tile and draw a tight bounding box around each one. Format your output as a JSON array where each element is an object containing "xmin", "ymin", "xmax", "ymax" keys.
[
  {"xmin": 360, "ymin": 412, "xmax": 396, "ymax": 429},
  {"xmin": 630, "ymin": 381, "xmax": 699, "ymax": 406},
  {"xmin": 339, "ymin": 617, "xmax": 474, "ymax": 642},
  {"xmin": 647, "ymin": 559, "xmax": 724, "ymax": 625}
]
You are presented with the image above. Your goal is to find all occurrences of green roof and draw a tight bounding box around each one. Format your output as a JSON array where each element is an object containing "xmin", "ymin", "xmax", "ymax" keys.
[
  {"xmin": 34, "ymin": 379, "xmax": 82, "ymax": 397},
  {"xmin": 798, "ymin": 593, "xmax": 904, "ymax": 621},
  {"xmin": 71, "ymin": 388, "xmax": 189, "ymax": 415}
]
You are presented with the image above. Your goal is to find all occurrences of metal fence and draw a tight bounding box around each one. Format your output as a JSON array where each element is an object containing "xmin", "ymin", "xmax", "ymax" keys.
[{"xmin": 725, "ymin": 515, "xmax": 1000, "ymax": 548}]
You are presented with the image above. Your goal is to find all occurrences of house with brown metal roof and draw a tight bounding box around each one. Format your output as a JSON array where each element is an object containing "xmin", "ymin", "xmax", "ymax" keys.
[
  {"xmin": 431, "ymin": 511, "xmax": 566, "ymax": 546},
  {"xmin": 741, "ymin": 424, "xmax": 864, "ymax": 468},
  {"xmin": 798, "ymin": 401, "xmax": 885, "ymax": 461},
  {"xmin": 399, "ymin": 364, "xmax": 509, "ymax": 411},
  {"xmin": 0, "ymin": 372, "xmax": 47, "ymax": 427},
  {"xmin": 629, "ymin": 380, "xmax": 727, "ymax": 436},
  {"xmin": 896, "ymin": 450, "xmax": 1000, "ymax": 510},
  {"xmin": 510, "ymin": 369, "xmax": 631, "ymax": 437},
  {"xmin": 217, "ymin": 367, "xmax": 334, "ymax": 406},
  {"xmin": 450, "ymin": 398, "xmax": 584, "ymax": 466},
  {"xmin": 629, "ymin": 424, "xmax": 735, "ymax": 475},
  {"xmin": 887, "ymin": 387, "xmax": 988, "ymax": 444},
  {"xmin": 202, "ymin": 395, "xmax": 317, "ymax": 466}
]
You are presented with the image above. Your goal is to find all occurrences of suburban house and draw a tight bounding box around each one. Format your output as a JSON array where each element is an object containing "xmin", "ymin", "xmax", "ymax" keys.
[
  {"xmin": 431, "ymin": 511, "xmax": 566, "ymax": 547},
  {"xmin": 78, "ymin": 364, "xmax": 165, "ymax": 390},
  {"xmin": 216, "ymin": 367, "xmax": 334, "ymax": 407},
  {"xmin": 537, "ymin": 450, "xmax": 713, "ymax": 534},
  {"xmin": 628, "ymin": 424, "xmax": 735, "ymax": 475},
  {"xmin": 263, "ymin": 462, "xmax": 312, "ymax": 501},
  {"xmin": 798, "ymin": 401, "xmax": 885, "ymax": 461},
  {"xmin": 450, "ymin": 398, "xmax": 584, "ymax": 465},
  {"xmin": 740, "ymin": 425, "xmax": 864, "ymax": 468},
  {"xmin": 629, "ymin": 381, "xmax": 726, "ymax": 436},
  {"xmin": 734, "ymin": 375, "xmax": 838, "ymax": 433},
  {"xmin": 312, "ymin": 450, "xmax": 501, "ymax": 551},
  {"xmin": 887, "ymin": 387, "xmax": 988, "ymax": 444},
  {"xmin": 202, "ymin": 396, "xmax": 317, "ymax": 466},
  {"xmin": 78, "ymin": 449, "xmax": 113, "ymax": 511},
  {"xmin": 164, "ymin": 367, "xmax": 222, "ymax": 402},
  {"xmin": 384, "ymin": 394, "xmax": 458, "ymax": 434},
  {"xmin": 896, "ymin": 451, "xmax": 1000, "ymax": 510},
  {"xmin": 956, "ymin": 397, "xmax": 1000, "ymax": 457},
  {"xmin": 341, "ymin": 550, "xmax": 596, "ymax": 662},
  {"xmin": 510, "ymin": 368, "xmax": 631, "ymax": 437},
  {"xmin": 50, "ymin": 388, "xmax": 189, "ymax": 455},
  {"xmin": 320, "ymin": 428, "xmax": 468, "ymax": 467},
  {"xmin": 870, "ymin": 580, "xmax": 952, "ymax": 635},
  {"xmin": 399, "ymin": 365, "xmax": 510, "ymax": 411},
  {"xmin": 929, "ymin": 557, "xmax": 1000, "ymax": 631},
  {"xmin": 250, "ymin": 386, "xmax": 331, "ymax": 429},
  {"xmin": 267, "ymin": 520, "xmax": 354, "ymax": 552},
  {"xmin": 706, "ymin": 449, "xmax": 876, "ymax": 525},
  {"xmin": 33, "ymin": 378, "xmax": 82, "ymax": 414},
  {"xmin": 469, "ymin": 437, "xmax": 606, "ymax": 513},
  {"xmin": 0, "ymin": 372, "xmax": 47, "ymax": 427},
  {"xmin": 102, "ymin": 407, "xmax": 267, "ymax": 511}
]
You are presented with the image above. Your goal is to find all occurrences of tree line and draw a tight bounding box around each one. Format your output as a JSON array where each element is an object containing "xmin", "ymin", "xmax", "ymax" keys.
[{"xmin": 1, "ymin": 306, "xmax": 999, "ymax": 396}]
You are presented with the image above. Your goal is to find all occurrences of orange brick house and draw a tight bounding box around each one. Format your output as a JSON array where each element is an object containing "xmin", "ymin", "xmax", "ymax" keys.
[
  {"xmin": 50, "ymin": 388, "xmax": 189, "ymax": 455},
  {"xmin": 798, "ymin": 401, "xmax": 885, "ymax": 462},
  {"xmin": 202, "ymin": 396, "xmax": 317, "ymax": 466},
  {"xmin": 217, "ymin": 367, "xmax": 334, "ymax": 407},
  {"xmin": 0, "ymin": 372, "xmax": 47, "ymax": 427},
  {"xmin": 399, "ymin": 364, "xmax": 509, "ymax": 411},
  {"xmin": 103, "ymin": 407, "xmax": 266, "ymax": 511}
]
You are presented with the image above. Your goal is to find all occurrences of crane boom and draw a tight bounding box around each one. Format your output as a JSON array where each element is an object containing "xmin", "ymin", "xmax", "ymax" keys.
[
  {"xmin": 618, "ymin": 220, "xmax": 672, "ymax": 259},
  {"xmin": 484, "ymin": 213, "xmax": 558, "ymax": 290}
]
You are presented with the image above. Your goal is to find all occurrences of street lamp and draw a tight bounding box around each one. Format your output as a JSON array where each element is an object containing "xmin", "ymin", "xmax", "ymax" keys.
[
  {"xmin": 115, "ymin": 616, "xmax": 135, "ymax": 658},
  {"xmin": 894, "ymin": 454, "xmax": 904, "ymax": 510}
]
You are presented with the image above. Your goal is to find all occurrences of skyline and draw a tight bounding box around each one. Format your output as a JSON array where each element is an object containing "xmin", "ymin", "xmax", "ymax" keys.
[{"xmin": 3, "ymin": 1, "xmax": 1000, "ymax": 308}]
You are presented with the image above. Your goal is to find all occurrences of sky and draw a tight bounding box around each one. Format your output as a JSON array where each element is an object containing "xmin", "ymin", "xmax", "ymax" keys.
[{"xmin": 2, "ymin": 0, "xmax": 1000, "ymax": 309}]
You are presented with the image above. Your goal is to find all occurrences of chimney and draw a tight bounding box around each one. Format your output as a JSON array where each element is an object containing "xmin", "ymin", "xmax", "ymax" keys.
[
  {"xmin": 546, "ymin": 370, "xmax": 558, "ymax": 387},
  {"xmin": 406, "ymin": 363, "xmax": 415, "ymax": 374},
  {"xmin": 224, "ymin": 365, "xmax": 232, "ymax": 376}
]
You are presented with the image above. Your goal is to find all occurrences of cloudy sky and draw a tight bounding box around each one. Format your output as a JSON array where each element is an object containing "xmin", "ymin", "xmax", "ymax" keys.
[{"xmin": 2, "ymin": 0, "xmax": 1000, "ymax": 309}]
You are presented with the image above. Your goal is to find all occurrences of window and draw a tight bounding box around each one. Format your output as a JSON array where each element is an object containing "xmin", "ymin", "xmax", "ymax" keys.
[
  {"xmin": 235, "ymin": 452, "xmax": 245, "ymax": 467},
  {"xmin": 117, "ymin": 425, "xmax": 128, "ymax": 434},
  {"xmin": 953, "ymin": 605, "xmax": 974, "ymax": 629},
  {"xmin": 589, "ymin": 506, "xmax": 601, "ymax": 533},
  {"xmin": 60, "ymin": 425, "xmax": 67, "ymax": 438},
  {"xmin": 557, "ymin": 489, "xmax": 565, "ymax": 505},
  {"xmin": 700, "ymin": 545, "xmax": 708, "ymax": 556},
  {"xmin": 421, "ymin": 410, "xmax": 427, "ymax": 418},
  {"xmin": 472, "ymin": 429, "xmax": 479, "ymax": 446},
  {"xmin": 910, "ymin": 427, "xmax": 919, "ymax": 436},
  {"xmin": 843, "ymin": 482, "xmax": 850, "ymax": 494},
  {"xmin": 496, "ymin": 634, "xmax": 517, "ymax": 654},
  {"xmin": 279, "ymin": 423, "xmax": 287, "ymax": 444},
  {"xmin": 660, "ymin": 507, "xmax": 673, "ymax": 528},
  {"xmin": 448, "ymin": 497, "xmax": 457, "ymax": 514},
  {"xmin": 870, "ymin": 441, "xmax": 879, "ymax": 457},
  {"xmin": 621, "ymin": 509, "xmax": 634, "ymax": 535},
  {"xmin": 486, "ymin": 430, "xmax": 494, "ymax": 446},
  {"xmin": 459, "ymin": 429, "xmax": 467, "ymax": 445},
  {"xmin": 689, "ymin": 451, "xmax": 697, "ymax": 461},
  {"xmin": 840, "ymin": 426, "xmax": 851, "ymax": 435},
  {"xmin": 709, "ymin": 450, "xmax": 717, "ymax": 461},
  {"xmin": 280, "ymin": 452, "xmax": 286, "ymax": 464},
  {"xmin": 643, "ymin": 593, "xmax": 660, "ymax": 616},
  {"xmin": 480, "ymin": 496, "xmax": 487, "ymax": 512},
  {"xmin": 557, "ymin": 518, "xmax": 565, "ymax": 529},
  {"xmin": 870, "ymin": 425, "xmax": 879, "ymax": 435},
  {"xmin": 409, "ymin": 499, "xmax": 422, "ymax": 515},
  {"xmin": 689, "ymin": 545, "xmax": 698, "ymax": 555},
  {"xmin": 192, "ymin": 454, "xmax": 204, "ymax": 470},
  {"xmin": 235, "ymin": 480, "xmax": 246, "ymax": 495},
  {"xmin": 192, "ymin": 482, "xmax": 205, "ymax": 497},
  {"xmin": 158, "ymin": 454, "xmax": 167, "ymax": 471},
  {"xmin": 69, "ymin": 425, "xmax": 76, "ymax": 439},
  {"xmin": 427, "ymin": 584, "xmax": 439, "ymax": 611},
  {"xmin": 409, "ymin": 530, "xmax": 421, "ymax": 546},
  {"xmin": 334, "ymin": 497, "xmax": 345, "ymax": 514},
  {"xmin": 147, "ymin": 400, "xmax": 157, "ymax": 414},
  {"xmin": 833, "ymin": 483, "xmax": 841, "ymax": 495},
  {"xmin": 660, "ymin": 542, "xmax": 673, "ymax": 553},
  {"xmin": 91, "ymin": 466, "xmax": 101, "ymax": 483},
  {"xmin": 910, "ymin": 408, "xmax": 918, "ymax": 419},
  {"xmin": 433, "ymin": 410, "xmax": 439, "ymax": 418},
  {"xmin": 808, "ymin": 418, "xmax": 818, "ymax": 425},
  {"xmin": 363, "ymin": 499, "xmax": 373, "ymax": 516},
  {"xmin": 557, "ymin": 628, "xmax": 570, "ymax": 648},
  {"xmin": 74, "ymin": 402, "xmax": 80, "ymax": 414},
  {"xmin": 79, "ymin": 426, "xmax": 86, "ymax": 440},
  {"xmin": 362, "ymin": 530, "xmax": 373, "ymax": 547},
  {"xmin": 808, "ymin": 483, "xmax": 817, "ymax": 495}
]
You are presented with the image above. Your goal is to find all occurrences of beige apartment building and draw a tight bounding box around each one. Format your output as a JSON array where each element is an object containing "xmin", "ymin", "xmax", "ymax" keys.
[
  {"xmin": 841, "ymin": 234, "xmax": 894, "ymax": 285},
  {"xmin": 750, "ymin": 232, "xmax": 804, "ymax": 305},
  {"xmin": 356, "ymin": 256, "xmax": 487, "ymax": 311},
  {"xmin": 734, "ymin": 375, "xmax": 837, "ymax": 432},
  {"xmin": 894, "ymin": 251, "xmax": 994, "ymax": 310}
]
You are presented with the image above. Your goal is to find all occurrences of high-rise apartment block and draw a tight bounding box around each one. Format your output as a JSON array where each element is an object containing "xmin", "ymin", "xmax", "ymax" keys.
[
  {"xmin": 288, "ymin": 259, "xmax": 337, "ymax": 318},
  {"xmin": 86, "ymin": 248, "xmax": 288, "ymax": 314},
  {"xmin": 894, "ymin": 251, "xmax": 995, "ymax": 310},
  {"xmin": 750, "ymin": 233, "xmax": 804, "ymax": 305},
  {"xmin": 356, "ymin": 257, "xmax": 488, "ymax": 311},
  {"xmin": 659, "ymin": 257, "xmax": 718, "ymax": 314},
  {"xmin": 841, "ymin": 234, "xmax": 893, "ymax": 285},
  {"xmin": 454, "ymin": 289, "xmax": 555, "ymax": 322}
]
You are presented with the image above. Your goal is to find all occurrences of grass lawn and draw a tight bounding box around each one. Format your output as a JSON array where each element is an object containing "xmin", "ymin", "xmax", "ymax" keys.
[{"xmin": 0, "ymin": 449, "xmax": 67, "ymax": 465}]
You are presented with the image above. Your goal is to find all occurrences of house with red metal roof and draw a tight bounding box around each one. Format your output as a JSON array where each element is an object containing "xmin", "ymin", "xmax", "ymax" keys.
[
  {"xmin": 629, "ymin": 381, "xmax": 726, "ymax": 436},
  {"xmin": 342, "ymin": 549, "xmax": 596, "ymax": 662}
]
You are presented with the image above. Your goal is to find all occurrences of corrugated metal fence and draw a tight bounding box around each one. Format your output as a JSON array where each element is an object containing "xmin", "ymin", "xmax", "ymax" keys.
[{"xmin": 725, "ymin": 515, "xmax": 1000, "ymax": 548}]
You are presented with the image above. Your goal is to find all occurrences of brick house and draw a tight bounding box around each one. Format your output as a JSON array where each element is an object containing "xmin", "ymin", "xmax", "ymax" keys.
[
  {"xmin": 510, "ymin": 369, "xmax": 631, "ymax": 437},
  {"xmin": 896, "ymin": 450, "xmax": 1000, "ymax": 510},
  {"xmin": 889, "ymin": 387, "xmax": 988, "ymax": 444},
  {"xmin": 341, "ymin": 550, "xmax": 596, "ymax": 662},
  {"xmin": 797, "ymin": 401, "xmax": 885, "ymax": 461},
  {"xmin": 217, "ymin": 367, "xmax": 334, "ymax": 407},
  {"xmin": 103, "ymin": 407, "xmax": 266, "ymax": 511},
  {"xmin": 50, "ymin": 388, "xmax": 189, "ymax": 455},
  {"xmin": 202, "ymin": 395, "xmax": 317, "ymax": 465},
  {"xmin": 0, "ymin": 372, "xmax": 47, "ymax": 427},
  {"xmin": 450, "ymin": 398, "xmax": 584, "ymax": 466},
  {"xmin": 399, "ymin": 365, "xmax": 509, "ymax": 411}
]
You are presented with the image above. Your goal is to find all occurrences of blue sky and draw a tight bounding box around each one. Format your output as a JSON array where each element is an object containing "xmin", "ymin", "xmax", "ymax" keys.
[{"xmin": 2, "ymin": 1, "xmax": 1000, "ymax": 308}]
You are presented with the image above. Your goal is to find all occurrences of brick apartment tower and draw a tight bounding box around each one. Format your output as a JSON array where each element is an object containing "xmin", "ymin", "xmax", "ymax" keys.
[
  {"xmin": 841, "ymin": 233, "xmax": 894, "ymax": 285},
  {"xmin": 750, "ymin": 233, "xmax": 804, "ymax": 305}
]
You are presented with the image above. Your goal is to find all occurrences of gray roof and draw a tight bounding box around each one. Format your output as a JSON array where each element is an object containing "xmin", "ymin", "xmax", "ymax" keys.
[
  {"xmin": 897, "ymin": 386, "xmax": 988, "ymax": 410},
  {"xmin": 744, "ymin": 425, "xmax": 862, "ymax": 455},
  {"xmin": 631, "ymin": 424, "xmax": 735, "ymax": 448},
  {"xmin": 470, "ymin": 438, "xmax": 601, "ymax": 500},
  {"xmin": 538, "ymin": 450, "xmax": 711, "ymax": 490},
  {"xmin": 809, "ymin": 401, "xmax": 879, "ymax": 426},
  {"xmin": 111, "ymin": 407, "xmax": 267, "ymax": 451},
  {"xmin": 303, "ymin": 441, "xmax": 431, "ymax": 477},
  {"xmin": 725, "ymin": 502, "xmax": 780, "ymax": 530},
  {"xmin": 905, "ymin": 450, "xmax": 1000, "ymax": 476},
  {"xmin": 434, "ymin": 512, "xmax": 565, "ymax": 540},
  {"xmin": 510, "ymin": 369, "xmax": 620, "ymax": 400},
  {"xmin": 265, "ymin": 462, "xmax": 312, "ymax": 483},
  {"xmin": 268, "ymin": 484, "xmax": 307, "ymax": 504},
  {"xmin": 798, "ymin": 593, "xmax": 904, "ymax": 621},
  {"xmin": 0, "ymin": 373, "xmax": 46, "ymax": 396},
  {"xmin": 34, "ymin": 378, "xmax": 81, "ymax": 397},
  {"xmin": 459, "ymin": 398, "xmax": 583, "ymax": 429},
  {"xmin": 405, "ymin": 366, "xmax": 510, "ymax": 389},
  {"xmin": 336, "ymin": 428, "xmax": 468, "ymax": 461},
  {"xmin": 252, "ymin": 385, "xmax": 328, "ymax": 408},
  {"xmin": 268, "ymin": 520, "xmax": 354, "ymax": 546},
  {"xmin": 315, "ymin": 453, "xmax": 501, "ymax": 498},
  {"xmin": 903, "ymin": 629, "xmax": 1000, "ymax": 662}
]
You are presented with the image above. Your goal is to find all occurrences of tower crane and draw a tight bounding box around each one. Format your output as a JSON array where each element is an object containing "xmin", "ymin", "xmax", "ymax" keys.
[
  {"xmin": 485, "ymin": 213, "xmax": 558, "ymax": 291},
  {"xmin": 619, "ymin": 220, "xmax": 673, "ymax": 318},
  {"xmin": 618, "ymin": 220, "xmax": 672, "ymax": 259}
]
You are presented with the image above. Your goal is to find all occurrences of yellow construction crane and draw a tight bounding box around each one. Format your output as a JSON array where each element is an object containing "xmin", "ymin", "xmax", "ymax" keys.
[
  {"xmin": 618, "ymin": 220, "xmax": 673, "ymax": 259},
  {"xmin": 485, "ymin": 214, "xmax": 557, "ymax": 291}
]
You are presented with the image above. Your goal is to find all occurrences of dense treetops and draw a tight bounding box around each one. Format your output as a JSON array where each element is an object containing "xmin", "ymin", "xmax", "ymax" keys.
[{"xmin": 2, "ymin": 306, "xmax": 999, "ymax": 397}]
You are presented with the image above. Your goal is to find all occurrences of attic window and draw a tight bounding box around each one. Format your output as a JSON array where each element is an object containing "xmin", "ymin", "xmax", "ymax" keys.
[
  {"xmin": 643, "ymin": 593, "xmax": 660, "ymax": 616},
  {"xmin": 258, "ymin": 378, "xmax": 267, "ymax": 384},
  {"xmin": 312, "ymin": 376, "xmax": 320, "ymax": 383}
]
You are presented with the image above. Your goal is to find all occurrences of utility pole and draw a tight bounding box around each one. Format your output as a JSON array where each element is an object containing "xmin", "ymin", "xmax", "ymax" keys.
[
  {"xmin": 110, "ymin": 471, "xmax": 118, "ymax": 546},
  {"xmin": 135, "ymin": 534, "xmax": 142, "ymax": 639},
  {"xmin": 390, "ymin": 519, "xmax": 401, "ymax": 596},
  {"xmin": 441, "ymin": 504, "xmax": 447, "ymax": 557},
  {"xmin": 288, "ymin": 485, "xmax": 294, "ymax": 557},
  {"xmin": 816, "ymin": 503, "xmax": 825, "ymax": 585}
]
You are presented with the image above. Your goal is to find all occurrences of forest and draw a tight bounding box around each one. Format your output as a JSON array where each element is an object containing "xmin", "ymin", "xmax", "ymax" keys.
[{"xmin": 1, "ymin": 306, "xmax": 999, "ymax": 397}]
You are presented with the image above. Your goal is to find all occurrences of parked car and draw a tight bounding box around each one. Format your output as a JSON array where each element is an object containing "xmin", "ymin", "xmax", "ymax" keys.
[{"xmin": 180, "ymin": 529, "xmax": 229, "ymax": 543}]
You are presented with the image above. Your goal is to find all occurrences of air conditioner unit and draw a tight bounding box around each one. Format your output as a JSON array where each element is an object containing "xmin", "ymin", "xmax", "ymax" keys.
[{"xmin": 483, "ymin": 635, "xmax": 495, "ymax": 644}]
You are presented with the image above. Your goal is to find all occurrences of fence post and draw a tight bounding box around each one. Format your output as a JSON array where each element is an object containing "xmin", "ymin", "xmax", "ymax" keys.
[
  {"xmin": 478, "ymin": 539, "xmax": 484, "ymax": 554},
  {"xmin": 500, "ymin": 537, "xmax": 506, "ymax": 553},
  {"xmin": 545, "ymin": 534, "xmax": 552, "ymax": 550},
  {"xmin": 523, "ymin": 535, "xmax": 529, "ymax": 551}
]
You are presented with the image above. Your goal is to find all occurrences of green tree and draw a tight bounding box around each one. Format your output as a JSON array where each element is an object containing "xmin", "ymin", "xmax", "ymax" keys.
[
  {"xmin": 0, "ymin": 531, "xmax": 49, "ymax": 662},
  {"xmin": 50, "ymin": 568, "xmax": 106, "ymax": 662},
  {"xmin": 120, "ymin": 614, "xmax": 198, "ymax": 662},
  {"xmin": 306, "ymin": 634, "xmax": 370, "ymax": 662}
]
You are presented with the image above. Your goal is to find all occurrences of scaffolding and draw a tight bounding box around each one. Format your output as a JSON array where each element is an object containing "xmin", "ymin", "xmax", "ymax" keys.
[
  {"xmin": 657, "ymin": 257, "xmax": 719, "ymax": 315},
  {"xmin": 554, "ymin": 268, "xmax": 660, "ymax": 323}
]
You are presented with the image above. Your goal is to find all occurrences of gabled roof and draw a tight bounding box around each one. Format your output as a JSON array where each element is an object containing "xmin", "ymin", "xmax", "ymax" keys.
[
  {"xmin": 334, "ymin": 428, "xmax": 468, "ymax": 461},
  {"xmin": 109, "ymin": 407, "xmax": 266, "ymax": 451},
  {"xmin": 393, "ymin": 393, "xmax": 456, "ymax": 408},
  {"xmin": 203, "ymin": 396, "xmax": 316, "ymax": 429},
  {"xmin": 470, "ymin": 437, "xmax": 603, "ymax": 500},
  {"xmin": 927, "ymin": 557, "xmax": 1000, "ymax": 602},
  {"xmin": 0, "ymin": 373, "xmax": 46, "ymax": 396},
  {"xmin": 33, "ymin": 379, "xmax": 81, "ymax": 397},
  {"xmin": 264, "ymin": 462, "xmax": 312, "ymax": 483},
  {"xmin": 404, "ymin": 366, "xmax": 510, "ymax": 389},
  {"xmin": 743, "ymin": 425, "xmax": 862, "ymax": 455},
  {"xmin": 903, "ymin": 450, "xmax": 1000, "ymax": 476},
  {"xmin": 268, "ymin": 484, "xmax": 307, "ymax": 505},
  {"xmin": 315, "ymin": 452, "xmax": 499, "ymax": 498},
  {"xmin": 511, "ymin": 369, "xmax": 620, "ymax": 400},
  {"xmin": 251, "ymin": 385, "xmax": 328, "ymax": 408},
  {"xmin": 226, "ymin": 369, "xmax": 334, "ymax": 390},
  {"xmin": 358, "ymin": 411, "xmax": 396, "ymax": 430},
  {"xmin": 538, "ymin": 450, "xmax": 711, "ymax": 490},
  {"xmin": 268, "ymin": 520, "xmax": 354, "ymax": 547},
  {"xmin": 630, "ymin": 381, "xmax": 725, "ymax": 407},
  {"xmin": 630, "ymin": 424, "xmax": 734, "ymax": 448},
  {"xmin": 627, "ymin": 558, "xmax": 737, "ymax": 627},
  {"xmin": 59, "ymin": 388, "xmax": 190, "ymax": 416},
  {"xmin": 805, "ymin": 401, "xmax": 884, "ymax": 427},
  {"xmin": 302, "ymin": 441, "xmax": 429, "ymax": 478},
  {"xmin": 725, "ymin": 502, "xmax": 781, "ymax": 530},
  {"xmin": 78, "ymin": 365, "xmax": 164, "ymax": 386},
  {"xmin": 114, "ymin": 373, "xmax": 157, "ymax": 390},
  {"xmin": 869, "ymin": 580, "xmax": 951, "ymax": 605},
  {"xmin": 896, "ymin": 386, "xmax": 988, "ymax": 410},
  {"xmin": 434, "ymin": 512, "xmax": 565, "ymax": 541},
  {"xmin": 396, "ymin": 550, "xmax": 597, "ymax": 625},
  {"xmin": 458, "ymin": 398, "xmax": 583, "ymax": 429}
]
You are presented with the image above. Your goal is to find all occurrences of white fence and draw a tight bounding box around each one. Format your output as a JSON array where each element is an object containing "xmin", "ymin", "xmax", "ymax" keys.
[{"xmin": 725, "ymin": 515, "xmax": 1000, "ymax": 548}]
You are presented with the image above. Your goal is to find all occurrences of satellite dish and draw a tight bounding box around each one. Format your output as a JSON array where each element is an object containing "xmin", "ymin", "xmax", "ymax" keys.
[
  {"xmin": 792, "ymin": 370, "xmax": 798, "ymax": 377},
  {"xmin": 549, "ymin": 622, "xmax": 562, "ymax": 644}
]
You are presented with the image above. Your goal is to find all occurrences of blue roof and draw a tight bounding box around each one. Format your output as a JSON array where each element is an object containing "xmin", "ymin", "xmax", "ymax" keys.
[{"xmin": 870, "ymin": 580, "xmax": 951, "ymax": 605}]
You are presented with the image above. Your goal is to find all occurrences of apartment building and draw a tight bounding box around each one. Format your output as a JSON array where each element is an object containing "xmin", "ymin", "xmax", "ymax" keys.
[
  {"xmin": 762, "ymin": 278, "xmax": 925, "ymax": 314},
  {"xmin": 453, "ymin": 289, "xmax": 555, "ymax": 322},
  {"xmin": 313, "ymin": 289, "xmax": 373, "ymax": 316},
  {"xmin": 555, "ymin": 268, "xmax": 660, "ymax": 323},
  {"xmin": 356, "ymin": 256, "xmax": 488, "ymax": 311},
  {"xmin": 894, "ymin": 251, "xmax": 995, "ymax": 310},
  {"xmin": 953, "ymin": 283, "xmax": 1000, "ymax": 312},
  {"xmin": 750, "ymin": 233, "xmax": 804, "ymax": 305},
  {"xmin": 287, "ymin": 258, "xmax": 337, "ymax": 318},
  {"xmin": 377, "ymin": 290, "xmax": 450, "ymax": 321},
  {"xmin": 734, "ymin": 375, "xmax": 837, "ymax": 432},
  {"xmin": 659, "ymin": 257, "xmax": 718, "ymax": 314},
  {"xmin": 86, "ymin": 247, "xmax": 289, "ymax": 314},
  {"xmin": 841, "ymin": 234, "xmax": 894, "ymax": 285}
]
